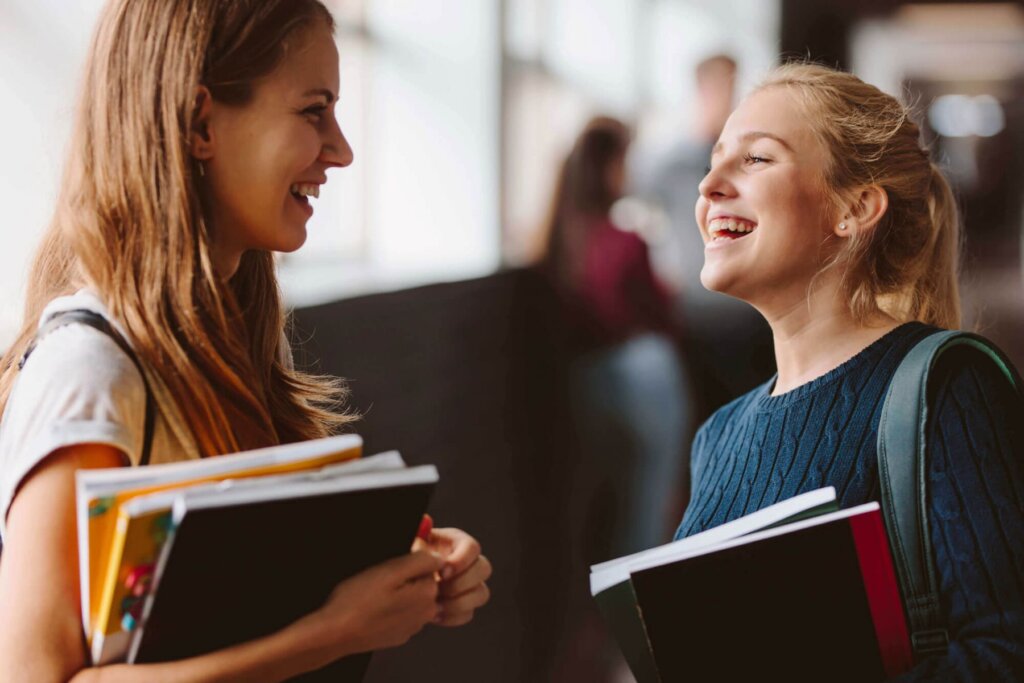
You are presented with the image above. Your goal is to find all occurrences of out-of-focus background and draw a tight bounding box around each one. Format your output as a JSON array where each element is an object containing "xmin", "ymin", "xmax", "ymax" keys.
[{"xmin": 2, "ymin": 1, "xmax": 1023, "ymax": 681}]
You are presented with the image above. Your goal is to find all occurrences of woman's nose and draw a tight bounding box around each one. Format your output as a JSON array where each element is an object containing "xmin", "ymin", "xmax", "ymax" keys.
[
  {"xmin": 698, "ymin": 162, "xmax": 735, "ymax": 200},
  {"xmin": 320, "ymin": 114, "xmax": 354, "ymax": 169}
]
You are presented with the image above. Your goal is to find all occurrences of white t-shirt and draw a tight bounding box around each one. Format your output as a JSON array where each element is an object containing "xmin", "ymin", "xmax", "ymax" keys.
[{"xmin": 0, "ymin": 290, "xmax": 199, "ymax": 539}]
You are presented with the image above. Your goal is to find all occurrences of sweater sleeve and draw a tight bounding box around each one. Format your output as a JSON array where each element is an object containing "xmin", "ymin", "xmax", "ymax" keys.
[{"xmin": 891, "ymin": 346, "xmax": 1024, "ymax": 681}]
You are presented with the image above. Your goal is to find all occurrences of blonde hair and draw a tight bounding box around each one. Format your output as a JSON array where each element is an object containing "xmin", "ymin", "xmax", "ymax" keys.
[
  {"xmin": 0, "ymin": 0, "xmax": 353, "ymax": 456},
  {"xmin": 757, "ymin": 63, "xmax": 961, "ymax": 329}
]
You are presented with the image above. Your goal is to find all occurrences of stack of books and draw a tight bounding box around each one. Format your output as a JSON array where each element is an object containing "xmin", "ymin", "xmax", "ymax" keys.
[
  {"xmin": 590, "ymin": 488, "xmax": 914, "ymax": 682},
  {"xmin": 76, "ymin": 433, "xmax": 437, "ymax": 681}
]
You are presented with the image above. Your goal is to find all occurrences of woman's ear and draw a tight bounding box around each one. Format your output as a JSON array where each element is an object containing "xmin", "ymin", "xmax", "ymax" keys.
[
  {"xmin": 834, "ymin": 185, "xmax": 888, "ymax": 238},
  {"xmin": 190, "ymin": 86, "xmax": 215, "ymax": 161}
]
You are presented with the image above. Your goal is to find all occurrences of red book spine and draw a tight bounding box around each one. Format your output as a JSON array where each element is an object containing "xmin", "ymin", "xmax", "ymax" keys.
[{"xmin": 850, "ymin": 510, "xmax": 914, "ymax": 677}]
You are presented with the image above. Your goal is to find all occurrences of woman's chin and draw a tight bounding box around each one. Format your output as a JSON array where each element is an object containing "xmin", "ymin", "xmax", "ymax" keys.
[
  {"xmin": 274, "ymin": 226, "xmax": 308, "ymax": 253},
  {"xmin": 699, "ymin": 267, "xmax": 738, "ymax": 297}
]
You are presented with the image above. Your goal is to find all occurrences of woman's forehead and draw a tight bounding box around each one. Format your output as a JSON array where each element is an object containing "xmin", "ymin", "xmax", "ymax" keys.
[
  {"xmin": 263, "ymin": 23, "xmax": 340, "ymax": 96},
  {"xmin": 718, "ymin": 88, "xmax": 825, "ymax": 159}
]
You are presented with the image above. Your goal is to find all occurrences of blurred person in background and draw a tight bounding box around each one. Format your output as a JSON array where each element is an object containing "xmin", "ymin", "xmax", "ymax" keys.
[
  {"xmin": 542, "ymin": 116, "xmax": 690, "ymax": 560},
  {"xmin": 633, "ymin": 54, "xmax": 774, "ymax": 445}
]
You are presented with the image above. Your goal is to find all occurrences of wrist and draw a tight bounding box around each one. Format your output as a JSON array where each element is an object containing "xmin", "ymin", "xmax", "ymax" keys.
[{"xmin": 288, "ymin": 606, "xmax": 359, "ymax": 667}]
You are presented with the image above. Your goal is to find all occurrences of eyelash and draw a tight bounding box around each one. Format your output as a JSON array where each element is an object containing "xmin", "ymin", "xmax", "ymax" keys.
[
  {"xmin": 704, "ymin": 153, "xmax": 772, "ymax": 174},
  {"xmin": 302, "ymin": 104, "xmax": 328, "ymax": 120}
]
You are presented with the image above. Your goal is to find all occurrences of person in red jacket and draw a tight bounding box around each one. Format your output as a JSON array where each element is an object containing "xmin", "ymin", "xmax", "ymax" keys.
[{"xmin": 542, "ymin": 117, "xmax": 691, "ymax": 557}]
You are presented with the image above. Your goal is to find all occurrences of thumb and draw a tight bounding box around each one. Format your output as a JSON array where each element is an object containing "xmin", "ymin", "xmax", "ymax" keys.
[{"xmin": 381, "ymin": 549, "xmax": 445, "ymax": 585}]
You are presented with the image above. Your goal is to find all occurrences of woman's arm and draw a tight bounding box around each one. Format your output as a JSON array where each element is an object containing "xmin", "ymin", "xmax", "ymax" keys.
[
  {"xmin": 891, "ymin": 348, "xmax": 1024, "ymax": 681},
  {"xmin": 0, "ymin": 445, "xmax": 446, "ymax": 683}
]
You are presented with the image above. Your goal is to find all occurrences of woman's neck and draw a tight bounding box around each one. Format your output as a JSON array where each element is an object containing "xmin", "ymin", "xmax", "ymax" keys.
[{"xmin": 760, "ymin": 281, "xmax": 899, "ymax": 396}]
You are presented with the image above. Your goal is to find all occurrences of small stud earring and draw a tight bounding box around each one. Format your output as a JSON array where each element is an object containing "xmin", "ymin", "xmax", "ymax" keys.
[{"xmin": 839, "ymin": 222, "xmax": 847, "ymax": 231}]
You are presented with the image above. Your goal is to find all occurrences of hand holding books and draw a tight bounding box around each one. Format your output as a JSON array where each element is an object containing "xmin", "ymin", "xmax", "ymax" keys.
[
  {"xmin": 75, "ymin": 435, "xmax": 492, "ymax": 681},
  {"xmin": 415, "ymin": 526, "xmax": 493, "ymax": 628},
  {"xmin": 293, "ymin": 549, "xmax": 447, "ymax": 661}
]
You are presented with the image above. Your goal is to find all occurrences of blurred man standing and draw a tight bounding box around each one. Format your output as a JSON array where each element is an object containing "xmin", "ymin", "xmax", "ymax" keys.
[{"xmin": 633, "ymin": 55, "xmax": 774, "ymax": 440}]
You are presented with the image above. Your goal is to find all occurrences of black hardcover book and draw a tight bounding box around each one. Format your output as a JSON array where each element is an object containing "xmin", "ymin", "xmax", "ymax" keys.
[
  {"xmin": 129, "ymin": 466, "xmax": 437, "ymax": 682},
  {"xmin": 634, "ymin": 511, "xmax": 885, "ymax": 681},
  {"xmin": 592, "ymin": 493, "xmax": 912, "ymax": 683}
]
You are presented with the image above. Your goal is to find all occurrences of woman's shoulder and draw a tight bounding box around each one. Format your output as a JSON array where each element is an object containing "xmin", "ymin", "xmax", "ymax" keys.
[
  {"xmin": 929, "ymin": 333, "xmax": 1022, "ymax": 410},
  {"xmin": 883, "ymin": 324, "xmax": 1018, "ymax": 399},
  {"xmin": 19, "ymin": 290, "xmax": 141, "ymax": 391},
  {"xmin": 0, "ymin": 292, "xmax": 149, "ymax": 537},
  {"xmin": 18, "ymin": 323, "xmax": 143, "ymax": 395},
  {"xmin": 4, "ymin": 289, "xmax": 146, "ymax": 433}
]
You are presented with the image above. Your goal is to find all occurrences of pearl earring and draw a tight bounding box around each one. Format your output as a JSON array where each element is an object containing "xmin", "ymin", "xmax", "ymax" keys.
[{"xmin": 839, "ymin": 222, "xmax": 847, "ymax": 230}]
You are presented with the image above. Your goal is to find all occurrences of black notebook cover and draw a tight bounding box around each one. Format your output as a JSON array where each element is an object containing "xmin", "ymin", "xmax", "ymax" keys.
[
  {"xmin": 131, "ymin": 480, "xmax": 435, "ymax": 682},
  {"xmin": 630, "ymin": 515, "xmax": 891, "ymax": 683}
]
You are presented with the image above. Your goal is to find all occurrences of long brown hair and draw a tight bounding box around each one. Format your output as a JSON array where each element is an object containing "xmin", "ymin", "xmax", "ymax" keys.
[
  {"xmin": 0, "ymin": 0, "xmax": 353, "ymax": 456},
  {"xmin": 757, "ymin": 63, "xmax": 961, "ymax": 329},
  {"xmin": 542, "ymin": 116, "xmax": 631, "ymax": 293}
]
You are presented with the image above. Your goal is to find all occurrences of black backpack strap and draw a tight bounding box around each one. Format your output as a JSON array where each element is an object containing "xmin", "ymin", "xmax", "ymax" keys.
[
  {"xmin": 877, "ymin": 330, "xmax": 1022, "ymax": 659},
  {"xmin": 19, "ymin": 309, "xmax": 156, "ymax": 467}
]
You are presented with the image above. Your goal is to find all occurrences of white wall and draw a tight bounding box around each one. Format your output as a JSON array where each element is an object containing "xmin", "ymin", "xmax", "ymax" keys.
[
  {"xmin": 0, "ymin": 0, "xmax": 106, "ymax": 346},
  {"xmin": 0, "ymin": 0, "xmax": 779, "ymax": 341},
  {"xmin": 639, "ymin": 0, "xmax": 781, "ymax": 145}
]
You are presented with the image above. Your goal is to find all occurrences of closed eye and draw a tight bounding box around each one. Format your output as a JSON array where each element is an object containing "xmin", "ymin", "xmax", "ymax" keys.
[{"xmin": 302, "ymin": 103, "xmax": 329, "ymax": 121}]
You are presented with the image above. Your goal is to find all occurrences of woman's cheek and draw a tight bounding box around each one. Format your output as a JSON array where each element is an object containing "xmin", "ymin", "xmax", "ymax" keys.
[{"xmin": 695, "ymin": 198, "xmax": 710, "ymax": 241}]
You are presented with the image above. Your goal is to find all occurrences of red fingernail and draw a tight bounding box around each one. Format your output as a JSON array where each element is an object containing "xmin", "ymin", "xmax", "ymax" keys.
[{"xmin": 417, "ymin": 514, "xmax": 433, "ymax": 541}]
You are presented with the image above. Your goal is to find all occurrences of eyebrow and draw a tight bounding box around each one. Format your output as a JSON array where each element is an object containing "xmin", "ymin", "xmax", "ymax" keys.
[
  {"xmin": 712, "ymin": 131, "xmax": 794, "ymax": 156},
  {"xmin": 303, "ymin": 88, "xmax": 337, "ymax": 103}
]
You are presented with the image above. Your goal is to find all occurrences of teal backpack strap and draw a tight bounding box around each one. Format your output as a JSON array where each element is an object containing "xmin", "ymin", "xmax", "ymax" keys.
[{"xmin": 877, "ymin": 330, "xmax": 1023, "ymax": 660}]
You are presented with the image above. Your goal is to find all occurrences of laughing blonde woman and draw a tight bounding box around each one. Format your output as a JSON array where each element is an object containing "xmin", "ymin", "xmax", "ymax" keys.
[{"xmin": 672, "ymin": 64, "xmax": 1023, "ymax": 681}]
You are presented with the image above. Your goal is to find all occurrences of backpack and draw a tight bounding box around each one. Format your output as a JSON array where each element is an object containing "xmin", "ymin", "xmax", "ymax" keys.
[{"xmin": 877, "ymin": 330, "xmax": 1023, "ymax": 660}]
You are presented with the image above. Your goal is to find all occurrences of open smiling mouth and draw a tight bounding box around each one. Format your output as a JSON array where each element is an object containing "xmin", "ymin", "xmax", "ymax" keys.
[
  {"xmin": 289, "ymin": 183, "xmax": 320, "ymax": 208},
  {"xmin": 708, "ymin": 217, "xmax": 757, "ymax": 243}
]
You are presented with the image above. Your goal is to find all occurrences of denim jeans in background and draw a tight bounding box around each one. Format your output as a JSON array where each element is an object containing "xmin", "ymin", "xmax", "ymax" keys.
[{"xmin": 569, "ymin": 332, "xmax": 691, "ymax": 556}]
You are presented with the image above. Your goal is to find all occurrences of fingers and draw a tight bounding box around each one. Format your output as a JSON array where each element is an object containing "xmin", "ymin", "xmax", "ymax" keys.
[
  {"xmin": 433, "ymin": 553, "xmax": 491, "ymax": 628},
  {"xmin": 379, "ymin": 549, "xmax": 445, "ymax": 586},
  {"xmin": 429, "ymin": 528, "xmax": 481, "ymax": 580},
  {"xmin": 435, "ymin": 582, "xmax": 490, "ymax": 628},
  {"xmin": 438, "ymin": 554, "xmax": 492, "ymax": 600},
  {"xmin": 405, "ymin": 525, "xmax": 491, "ymax": 628},
  {"xmin": 402, "ymin": 571, "xmax": 442, "ymax": 619}
]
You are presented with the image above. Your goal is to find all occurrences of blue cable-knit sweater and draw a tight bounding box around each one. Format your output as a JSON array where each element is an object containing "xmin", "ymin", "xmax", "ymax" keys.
[{"xmin": 674, "ymin": 322, "xmax": 1024, "ymax": 681}]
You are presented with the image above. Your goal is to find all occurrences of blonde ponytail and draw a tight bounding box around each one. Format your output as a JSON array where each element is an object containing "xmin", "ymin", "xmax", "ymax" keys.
[{"xmin": 912, "ymin": 165, "xmax": 961, "ymax": 329}]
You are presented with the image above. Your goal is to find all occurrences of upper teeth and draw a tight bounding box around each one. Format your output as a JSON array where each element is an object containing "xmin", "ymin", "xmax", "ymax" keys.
[
  {"xmin": 709, "ymin": 218, "xmax": 756, "ymax": 236},
  {"xmin": 291, "ymin": 183, "xmax": 320, "ymax": 198}
]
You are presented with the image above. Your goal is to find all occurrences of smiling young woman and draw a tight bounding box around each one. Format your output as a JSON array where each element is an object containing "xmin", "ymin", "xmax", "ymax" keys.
[
  {"xmin": 0, "ymin": 2, "xmax": 489, "ymax": 681},
  {"xmin": 674, "ymin": 63, "xmax": 1023, "ymax": 680}
]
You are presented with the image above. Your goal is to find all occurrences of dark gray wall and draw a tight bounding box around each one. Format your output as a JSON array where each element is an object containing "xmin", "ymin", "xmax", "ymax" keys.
[{"xmin": 292, "ymin": 270, "xmax": 578, "ymax": 682}]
